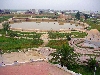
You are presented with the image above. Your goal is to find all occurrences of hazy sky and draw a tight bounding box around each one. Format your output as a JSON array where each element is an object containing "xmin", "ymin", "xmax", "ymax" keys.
[{"xmin": 0, "ymin": 0, "xmax": 100, "ymax": 11}]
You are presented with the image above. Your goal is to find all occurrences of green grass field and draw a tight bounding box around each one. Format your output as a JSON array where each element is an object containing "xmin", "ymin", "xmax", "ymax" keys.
[
  {"xmin": 85, "ymin": 19, "xmax": 100, "ymax": 31},
  {"xmin": 46, "ymin": 40, "xmax": 68, "ymax": 49},
  {"xmin": 0, "ymin": 16, "xmax": 13, "ymax": 23},
  {"xmin": 70, "ymin": 65, "xmax": 100, "ymax": 75},
  {"xmin": 0, "ymin": 36, "xmax": 43, "ymax": 53},
  {"xmin": 48, "ymin": 31, "xmax": 87, "ymax": 39}
]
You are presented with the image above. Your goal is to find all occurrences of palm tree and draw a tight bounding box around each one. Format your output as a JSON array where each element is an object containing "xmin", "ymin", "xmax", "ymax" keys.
[
  {"xmin": 66, "ymin": 34, "xmax": 71, "ymax": 41},
  {"xmin": 49, "ymin": 44, "xmax": 79, "ymax": 69},
  {"xmin": 2, "ymin": 22, "xmax": 10, "ymax": 31},
  {"xmin": 86, "ymin": 56, "xmax": 99, "ymax": 71}
]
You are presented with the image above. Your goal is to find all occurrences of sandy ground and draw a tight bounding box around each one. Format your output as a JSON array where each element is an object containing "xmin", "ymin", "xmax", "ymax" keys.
[
  {"xmin": 0, "ymin": 50, "xmax": 45, "ymax": 64},
  {"xmin": 0, "ymin": 34, "xmax": 53, "ymax": 65},
  {"xmin": 0, "ymin": 47, "xmax": 56, "ymax": 65}
]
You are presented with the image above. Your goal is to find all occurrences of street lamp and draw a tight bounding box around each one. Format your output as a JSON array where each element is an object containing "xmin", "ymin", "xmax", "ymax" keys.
[
  {"xmin": 94, "ymin": 61, "xmax": 99, "ymax": 75},
  {"xmin": 94, "ymin": 66, "xmax": 96, "ymax": 75}
]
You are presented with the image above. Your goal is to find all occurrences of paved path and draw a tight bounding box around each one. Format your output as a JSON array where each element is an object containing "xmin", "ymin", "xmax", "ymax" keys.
[
  {"xmin": 40, "ymin": 34, "xmax": 49, "ymax": 47},
  {"xmin": 0, "ymin": 61, "xmax": 72, "ymax": 75}
]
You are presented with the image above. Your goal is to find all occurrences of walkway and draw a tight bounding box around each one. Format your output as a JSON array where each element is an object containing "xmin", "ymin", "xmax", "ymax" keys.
[
  {"xmin": 40, "ymin": 34, "xmax": 49, "ymax": 47},
  {"xmin": 0, "ymin": 61, "xmax": 72, "ymax": 75}
]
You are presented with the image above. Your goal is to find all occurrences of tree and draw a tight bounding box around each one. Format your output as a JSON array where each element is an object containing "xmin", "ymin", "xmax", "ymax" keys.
[
  {"xmin": 61, "ymin": 12, "xmax": 65, "ymax": 14},
  {"xmin": 86, "ymin": 57, "xmax": 99, "ymax": 71},
  {"xmin": 8, "ymin": 31, "xmax": 18, "ymax": 37},
  {"xmin": 66, "ymin": 34, "xmax": 71, "ymax": 41},
  {"xmin": 39, "ymin": 11, "xmax": 43, "ymax": 14},
  {"xmin": 2, "ymin": 22, "xmax": 10, "ymax": 31},
  {"xmin": 84, "ymin": 14, "xmax": 89, "ymax": 20},
  {"xmin": 75, "ymin": 11, "xmax": 80, "ymax": 20},
  {"xmin": 49, "ymin": 44, "xmax": 79, "ymax": 69}
]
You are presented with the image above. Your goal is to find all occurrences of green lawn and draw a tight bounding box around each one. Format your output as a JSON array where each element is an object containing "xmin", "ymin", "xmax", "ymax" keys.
[
  {"xmin": 0, "ymin": 29, "xmax": 6, "ymax": 34},
  {"xmin": 85, "ymin": 19, "xmax": 100, "ymax": 31},
  {"xmin": 48, "ymin": 31, "xmax": 68, "ymax": 39},
  {"xmin": 0, "ymin": 36, "xmax": 43, "ymax": 53},
  {"xmin": 12, "ymin": 31, "xmax": 42, "ymax": 39},
  {"xmin": 70, "ymin": 32, "xmax": 87, "ymax": 38},
  {"xmin": 46, "ymin": 40, "xmax": 68, "ymax": 49},
  {"xmin": 70, "ymin": 65, "xmax": 100, "ymax": 75},
  {"xmin": 0, "ymin": 30, "xmax": 42, "ymax": 39},
  {"xmin": 0, "ymin": 29, "xmax": 43, "ymax": 53},
  {"xmin": 0, "ymin": 16, "xmax": 13, "ymax": 23},
  {"xmin": 48, "ymin": 31, "xmax": 87, "ymax": 39}
]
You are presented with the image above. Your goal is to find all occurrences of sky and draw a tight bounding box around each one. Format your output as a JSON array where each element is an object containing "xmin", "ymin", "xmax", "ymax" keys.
[{"xmin": 0, "ymin": 0, "xmax": 100, "ymax": 11}]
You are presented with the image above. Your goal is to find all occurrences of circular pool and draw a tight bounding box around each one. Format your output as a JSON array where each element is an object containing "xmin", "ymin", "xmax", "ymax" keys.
[{"xmin": 10, "ymin": 22, "xmax": 83, "ymax": 31}]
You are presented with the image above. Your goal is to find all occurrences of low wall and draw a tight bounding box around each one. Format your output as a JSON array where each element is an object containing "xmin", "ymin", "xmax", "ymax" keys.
[
  {"xmin": 10, "ymin": 28, "xmax": 23, "ymax": 31},
  {"xmin": 1, "ymin": 17, "xmax": 88, "ymax": 32}
]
